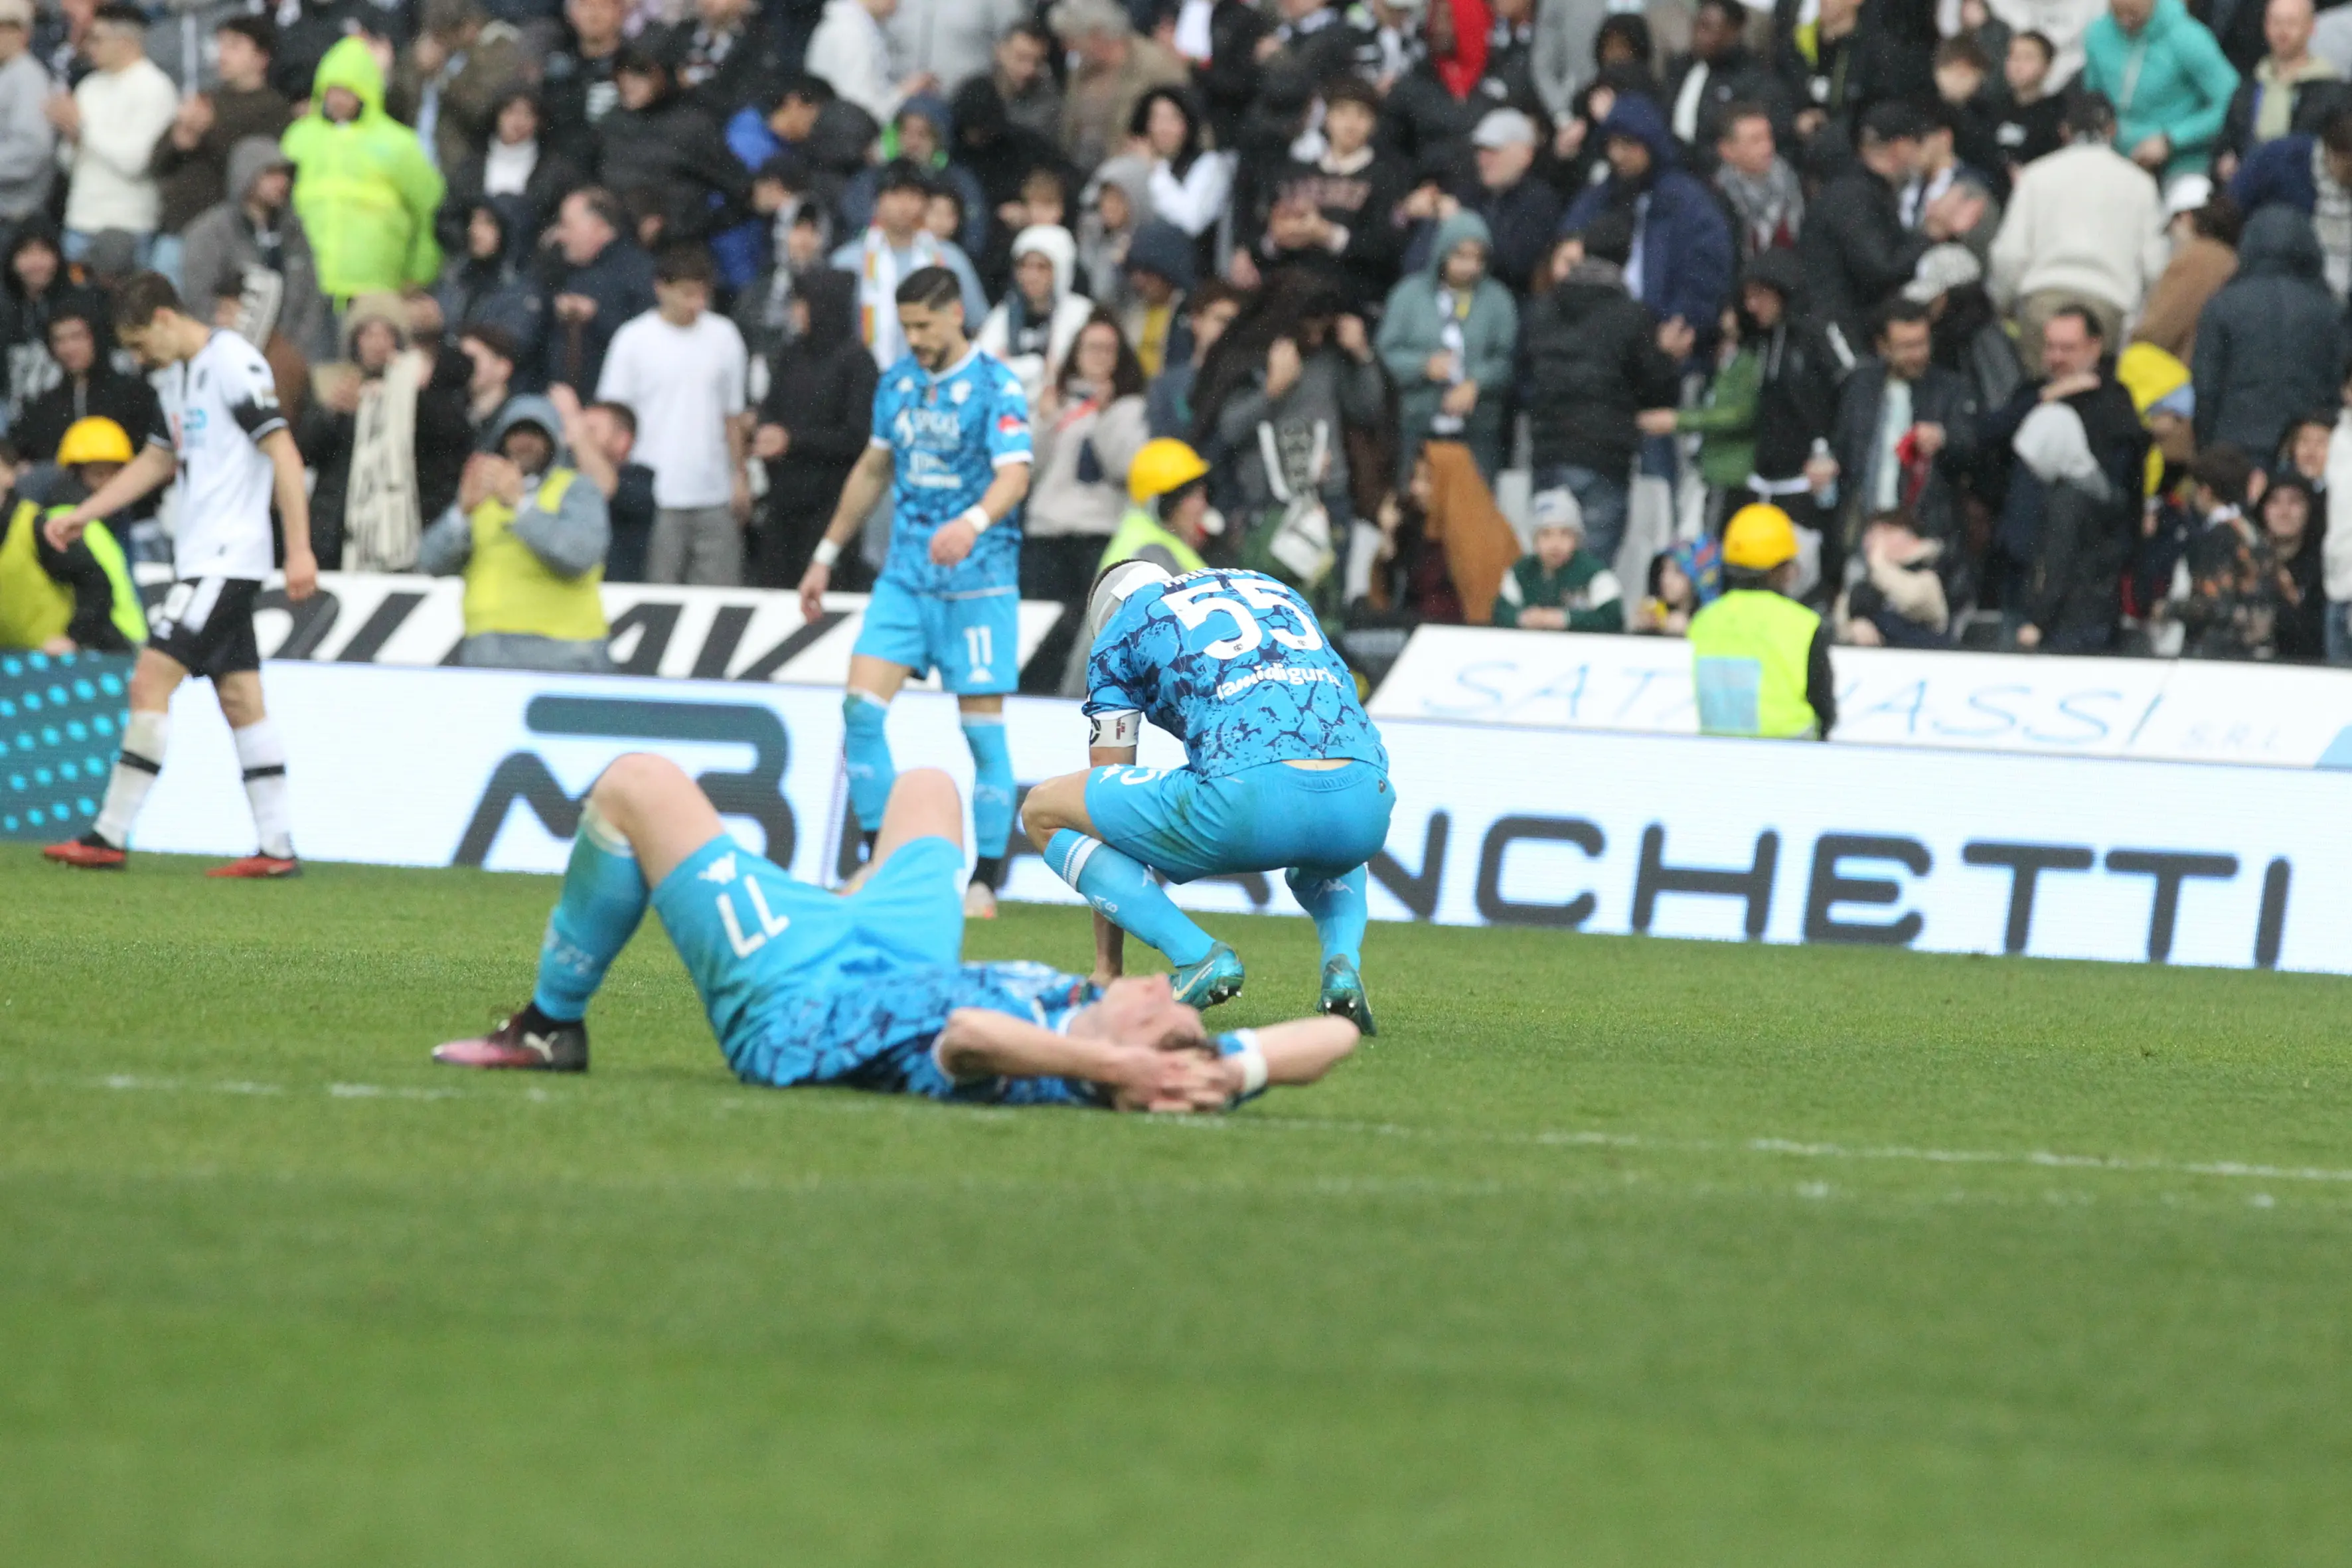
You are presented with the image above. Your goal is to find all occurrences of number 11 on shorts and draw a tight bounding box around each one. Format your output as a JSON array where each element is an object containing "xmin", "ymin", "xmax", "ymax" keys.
[{"xmin": 964, "ymin": 624, "xmax": 994, "ymax": 680}]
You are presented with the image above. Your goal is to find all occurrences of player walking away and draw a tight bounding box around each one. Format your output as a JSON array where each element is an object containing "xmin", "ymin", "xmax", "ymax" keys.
[
  {"xmin": 41, "ymin": 274, "xmax": 317, "ymax": 877},
  {"xmin": 1020, "ymin": 563, "xmax": 1393, "ymax": 1032},
  {"xmin": 796, "ymin": 266, "xmax": 1029, "ymax": 918},
  {"xmin": 430, "ymin": 755, "xmax": 1357, "ymax": 1114}
]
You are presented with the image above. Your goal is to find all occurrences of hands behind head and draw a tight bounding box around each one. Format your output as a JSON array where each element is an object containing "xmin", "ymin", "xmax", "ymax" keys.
[{"xmin": 1109, "ymin": 1041, "xmax": 1238, "ymax": 1114}]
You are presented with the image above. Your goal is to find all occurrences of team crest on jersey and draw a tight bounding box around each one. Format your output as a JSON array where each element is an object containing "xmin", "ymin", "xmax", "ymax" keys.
[
  {"xmin": 951, "ymin": 380, "xmax": 971, "ymax": 404},
  {"xmin": 896, "ymin": 377, "xmax": 915, "ymax": 394},
  {"xmin": 698, "ymin": 852, "xmax": 738, "ymax": 885}
]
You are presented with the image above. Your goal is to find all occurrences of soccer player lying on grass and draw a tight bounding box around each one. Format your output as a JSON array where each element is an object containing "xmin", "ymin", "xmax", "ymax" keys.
[
  {"xmin": 432, "ymin": 754, "xmax": 1357, "ymax": 1112},
  {"xmin": 1020, "ymin": 561, "xmax": 1393, "ymax": 1031}
]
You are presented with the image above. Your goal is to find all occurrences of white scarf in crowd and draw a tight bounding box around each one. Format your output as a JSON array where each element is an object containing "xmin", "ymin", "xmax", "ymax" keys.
[
  {"xmin": 345, "ymin": 349, "xmax": 428, "ymax": 572},
  {"xmin": 857, "ymin": 225, "xmax": 944, "ymax": 368}
]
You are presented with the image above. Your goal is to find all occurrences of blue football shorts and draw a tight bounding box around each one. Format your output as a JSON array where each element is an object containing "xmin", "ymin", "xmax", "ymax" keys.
[
  {"xmin": 1082, "ymin": 759, "xmax": 1394, "ymax": 884},
  {"xmin": 852, "ymin": 579, "xmax": 1019, "ymax": 694}
]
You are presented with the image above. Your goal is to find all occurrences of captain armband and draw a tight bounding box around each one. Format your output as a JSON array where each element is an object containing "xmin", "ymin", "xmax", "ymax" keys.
[{"xmin": 1089, "ymin": 709, "xmax": 1142, "ymax": 748}]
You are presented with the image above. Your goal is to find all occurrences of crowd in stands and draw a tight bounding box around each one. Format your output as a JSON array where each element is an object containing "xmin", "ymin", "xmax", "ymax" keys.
[{"xmin": 7, "ymin": 0, "xmax": 2352, "ymax": 674}]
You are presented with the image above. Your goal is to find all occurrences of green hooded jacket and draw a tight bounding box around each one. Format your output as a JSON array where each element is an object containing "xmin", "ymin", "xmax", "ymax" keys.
[{"xmin": 279, "ymin": 38, "xmax": 445, "ymax": 297}]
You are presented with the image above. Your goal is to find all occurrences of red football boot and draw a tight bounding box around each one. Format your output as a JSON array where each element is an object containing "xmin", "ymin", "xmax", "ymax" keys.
[
  {"xmin": 206, "ymin": 854, "xmax": 301, "ymax": 878},
  {"xmin": 43, "ymin": 832, "xmax": 127, "ymax": 870}
]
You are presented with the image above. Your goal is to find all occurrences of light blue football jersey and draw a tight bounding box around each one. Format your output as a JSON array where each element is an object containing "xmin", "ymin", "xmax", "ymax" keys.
[
  {"xmin": 870, "ymin": 345, "xmax": 1030, "ymax": 595},
  {"xmin": 1083, "ymin": 568, "xmax": 1389, "ymax": 779}
]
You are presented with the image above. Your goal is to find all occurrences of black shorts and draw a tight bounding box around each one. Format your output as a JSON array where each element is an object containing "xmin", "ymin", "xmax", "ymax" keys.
[{"xmin": 147, "ymin": 577, "xmax": 262, "ymax": 679}]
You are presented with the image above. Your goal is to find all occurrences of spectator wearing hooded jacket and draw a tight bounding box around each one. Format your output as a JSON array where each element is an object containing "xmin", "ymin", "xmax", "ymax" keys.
[
  {"xmin": 837, "ymin": 96, "xmax": 992, "ymax": 258},
  {"xmin": 1560, "ymin": 92, "xmax": 1735, "ymax": 347},
  {"xmin": 280, "ymin": 37, "xmax": 445, "ymax": 300},
  {"xmin": 1, "ymin": 221, "xmax": 106, "ymax": 435},
  {"xmin": 977, "ymin": 225, "xmax": 1097, "ymax": 410},
  {"xmin": 433, "ymin": 200, "xmax": 546, "ymax": 370},
  {"xmin": 435, "ymin": 89, "xmax": 586, "ymax": 272},
  {"xmin": 595, "ymin": 39, "xmax": 751, "ymax": 248},
  {"xmin": 2192, "ymin": 206, "xmax": 2345, "ymax": 461},
  {"xmin": 2079, "ymin": 0, "xmax": 2241, "ymax": 185},
  {"xmin": 1117, "ymin": 220, "xmax": 1196, "ymax": 378},
  {"xmin": 1378, "ymin": 209, "xmax": 1518, "ymax": 483},
  {"xmin": 1520, "ymin": 216, "xmax": 1680, "ymax": 568},
  {"xmin": 750, "ymin": 268, "xmax": 878, "ymax": 588},
  {"xmin": 416, "ymin": 394, "xmax": 615, "ymax": 673},
  {"xmin": 180, "ymin": 135, "xmax": 331, "ymax": 364},
  {"xmin": 1383, "ymin": 0, "xmax": 1530, "ymax": 176},
  {"xmin": 10, "ymin": 305, "xmax": 160, "ymax": 475}
]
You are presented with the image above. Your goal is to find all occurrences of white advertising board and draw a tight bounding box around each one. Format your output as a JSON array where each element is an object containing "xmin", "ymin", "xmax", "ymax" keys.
[
  {"xmin": 1368, "ymin": 626, "xmax": 2352, "ymax": 772},
  {"xmin": 131, "ymin": 664, "xmax": 2352, "ymax": 975},
  {"xmin": 128, "ymin": 568, "xmax": 1066, "ymax": 690}
]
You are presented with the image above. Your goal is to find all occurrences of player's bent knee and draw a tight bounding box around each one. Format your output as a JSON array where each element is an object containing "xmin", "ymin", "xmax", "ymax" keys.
[
  {"xmin": 892, "ymin": 766, "xmax": 959, "ymax": 804},
  {"xmin": 591, "ymin": 752, "xmax": 690, "ymax": 811}
]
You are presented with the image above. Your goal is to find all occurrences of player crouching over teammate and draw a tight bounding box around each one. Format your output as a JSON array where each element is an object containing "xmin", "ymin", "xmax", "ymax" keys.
[
  {"xmin": 1020, "ymin": 559, "xmax": 1393, "ymax": 1032},
  {"xmin": 433, "ymin": 756, "xmax": 1356, "ymax": 1113},
  {"xmin": 0, "ymin": 420, "xmax": 148, "ymax": 655},
  {"xmin": 42, "ymin": 274, "xmax": 316, "ymax": 876}
]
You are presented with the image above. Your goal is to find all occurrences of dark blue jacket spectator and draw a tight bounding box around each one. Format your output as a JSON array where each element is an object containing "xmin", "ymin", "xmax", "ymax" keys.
[{"xmin": 1560, "ymin": 94, "xmax": 1734, "ymax": 341}]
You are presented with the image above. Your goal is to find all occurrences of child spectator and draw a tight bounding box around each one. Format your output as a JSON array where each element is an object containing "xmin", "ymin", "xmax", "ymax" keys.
[
  {"xmin": 1836, "ymin": 510, "xmax": 1952, "ymax": 647},
  {"xmin": 2260, "ymin": 471, "xmax": 2327, "ymax": 659},
  {"xmin": 1493, "ymin": 487, "xmax": 1626, "ymax": 632},
  {"xmin": 1632, "ymin": 537, "xmax": 1722, "ymax": 635},
  {"xmin": 2174, "ymin": 443, "xmax": 2278, "ymax": 659}
]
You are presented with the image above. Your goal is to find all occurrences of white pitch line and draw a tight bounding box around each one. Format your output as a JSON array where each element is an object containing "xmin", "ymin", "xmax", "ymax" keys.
[
  {"xmin": 47, "ymin": 1073, "xmax": 2352, "ymax": 1188},
  {"xmin": 1240, "ymin": 1115, "xmax": 2352, "ymax": 1186}
]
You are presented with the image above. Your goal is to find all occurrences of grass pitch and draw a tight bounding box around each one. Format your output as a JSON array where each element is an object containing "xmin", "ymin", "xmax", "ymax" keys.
[{"xmin": 3, "ymin": 848, "xmax": 2349, "ymax": 1566}]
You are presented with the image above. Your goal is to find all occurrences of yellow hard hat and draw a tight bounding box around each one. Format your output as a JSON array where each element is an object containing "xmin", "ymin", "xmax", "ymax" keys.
[
  {"xmin": 1128, "ymin": 437, "xmax": 1209, "ymax": 504},
  {"xmin": 1723, "ymin": 503, "xmax": 1799, "ymax": 570},
  {"xmin": 57, "ymin": 416, "xmax": 133, "ymax": 467}
]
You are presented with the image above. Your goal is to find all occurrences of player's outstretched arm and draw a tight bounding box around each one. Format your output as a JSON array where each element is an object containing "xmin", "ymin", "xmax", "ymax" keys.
[
  {"xmin": 262, "ymin": 427, "xmax": 317, "ymax": 602},
  {"xmin": 799, "ymin": 443, "xmax": 894, "ymax": 619},
  {"xmin": 933, "ymin": 1008, "xmax": 1227, "ymax": 1113},
  {"xmin": 43, "ymin": 443, "xmax": 177, "ymax": 548},
  {"xmin": 1248, "ymin": 1017, "xmax": 1361, "ymax": 1087}
]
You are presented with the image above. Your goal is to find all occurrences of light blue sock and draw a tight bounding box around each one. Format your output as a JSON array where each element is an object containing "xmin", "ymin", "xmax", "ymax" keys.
[
  {"xmin": 841, "ymin": 691, "xmax": 896, "ymax": 834},
  {"xmin": 1045, "ymin": 829, "xmax": 1217, "ymax": 967},
  {"xmin": 1287, "ymin": 865, "xmax": 1370, "ymax": 969},
  {"xmin": 961, "ymin": 715, "xmax": 1014, "ymax": 858},
  {"xmin": 533, "ymin": 802, "xmax": 649, "ymax": 1020}
]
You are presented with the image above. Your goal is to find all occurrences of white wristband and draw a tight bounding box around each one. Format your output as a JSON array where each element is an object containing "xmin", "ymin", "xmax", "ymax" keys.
[
  {"xmin": 813, "ymin": 538, "xmax": 842, "ymax": 568},
  {"xmin": 959, "ymin": 504, "xmax": 993, "ymax": 534},
  {"xmin": 1227, "ymin": 1030, "xmax": 1269, "ymax": 1102}
]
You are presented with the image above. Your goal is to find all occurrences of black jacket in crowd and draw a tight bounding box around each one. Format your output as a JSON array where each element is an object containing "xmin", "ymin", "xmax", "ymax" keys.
[
  {"xmin": 755, "ymin": 269, "xmax": 878, "ymax": 588},
  {"xmin": 297, "ymin": 345, "xmax": 472, "ymax": 570},
  {"xmin": 595, "ymin": 86, "xmax": 752, "ymax": 245},
  {"xmin": 1743, "ymin": 252, "xmax": 1847, "ymax": 482},
  {"xmin": 1660, "ymin": 44, "xmax": 1795, "ymax": 160},
  {"xmin": 1796, "ymin": 164, "xmax": 1930, "ymax": 349},
  {"xmin": 2193, "ymin": 206, "xmax": 2346, "ymax": 463},
  {"xmin": 1518, "ymin": 261, "xmax": 1680, "ymax": 477},
  {"xmin": 1830, "ymin": 357, "xmax": 1980, "ymax": 542}
]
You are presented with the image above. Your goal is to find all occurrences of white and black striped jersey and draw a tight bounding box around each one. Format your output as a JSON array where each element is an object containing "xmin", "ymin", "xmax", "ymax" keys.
[{"xmin": 149, "ymin": 331, "xmax": 286, "ymax": 582}]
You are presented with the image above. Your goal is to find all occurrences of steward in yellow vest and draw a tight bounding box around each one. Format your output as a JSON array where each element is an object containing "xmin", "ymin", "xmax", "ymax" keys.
[
  {"xmin": 1099, "ymin": 437, "xmax": 1214, "ymax": 577},
  {"xmin": 1688, "ymin": 504, "xmax": 1836, "ymax": 740},
  {"xmin": 415, "ymin": 397, "xmax": 613, "ymax": 674},
  {"xmin": 0, "ymin": 418, "xmax": 148, "ymax": 655}
]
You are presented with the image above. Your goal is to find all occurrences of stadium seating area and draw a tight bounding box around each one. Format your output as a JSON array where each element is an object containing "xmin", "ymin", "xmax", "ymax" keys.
[{"xmin": 7, "ymin": 0, "xmax": 2352, "ymax": 674}]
